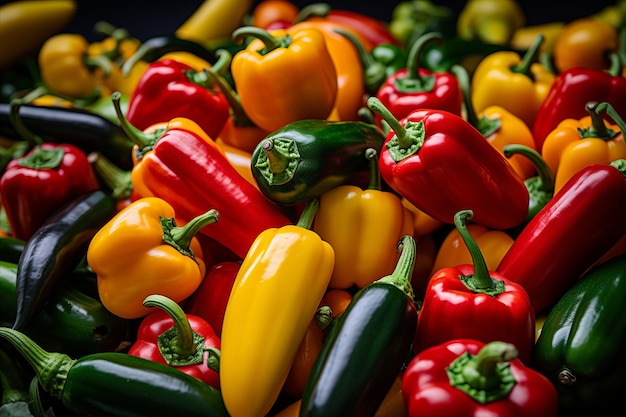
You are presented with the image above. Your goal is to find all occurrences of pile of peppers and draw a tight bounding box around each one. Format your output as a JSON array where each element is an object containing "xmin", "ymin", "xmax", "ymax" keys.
[{"xmin": 1, "ymin": 0, "xmax": 626, "ymax": 416}]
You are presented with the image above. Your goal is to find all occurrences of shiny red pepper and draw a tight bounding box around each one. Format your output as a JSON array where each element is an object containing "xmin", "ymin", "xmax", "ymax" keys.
[
  {"xmin": 125, "ymin": 58, "xmax": 230, "ymax": 140},
  {"xmin": 402, "ymin": 339, "xmax": 559, "ymax": 417},
  {"xmin": 374, "ymin": 32, "xmax": 463, "ymax": 128},
  {"xmin": 414, "ymin": 210, "xmax": 535, "ymax": 365},
  {"xmin": 0, "ymin": 99, "xmax": 99, "ymax": 240},
  {"xmin": 532, "ymin": 53, "xmax": 626, "ymax": 151},
  {"xmin": 496, "ymin": 160, "xmax": 626, "ymax": 314},
  {"xmin": 128, "ymin": 294, "xmax": 220, "ymax": 389},
  {"xmin": 368, "ymin": 97, "xmax": 529, "ymax": 230},
  {"xmin": 184, "ymin": 261, "xmax": 240, "ymax": 337}
]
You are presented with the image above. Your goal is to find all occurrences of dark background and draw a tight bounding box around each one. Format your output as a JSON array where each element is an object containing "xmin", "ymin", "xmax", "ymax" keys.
[{"xmin": 10, "ymin": 0, "xmax": 617, "ymax": 42}]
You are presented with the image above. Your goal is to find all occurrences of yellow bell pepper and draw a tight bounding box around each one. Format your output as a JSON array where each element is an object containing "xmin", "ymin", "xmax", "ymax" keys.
[
  {"xmin": 429, "ymin": 223, "xmax": 514, "ymax": 277},
  {"xmin": 457, "ymin": 0, "xmax": 525, "ymax": 46},
  {"xmin": 471, "ymin": 34, "xmax": 554, "ymax": 129},
  {"xmin": 220, "ymin": 198, "xmax": 335, "ymax": 417},
  {"xmin": 230, "ymin": 25, "xmax": 338, "ymax": 132},
  {"xmin": 38, "ymin": 33, "xmax": 112, "ymax": 98},
  {"xmin": 510, "ymin": 21, "xmax": 565, "ymax": 54},
  {"xmin": 313, "ymin": 149, "xmax": 414, "ymax": 289},
  {"xmin": 87, "ymin": 197, "xmax": 217, "ymax": 319},
  {"xmin": 541, "ymin": 101, "xmax": 626, "ymax": 193}
]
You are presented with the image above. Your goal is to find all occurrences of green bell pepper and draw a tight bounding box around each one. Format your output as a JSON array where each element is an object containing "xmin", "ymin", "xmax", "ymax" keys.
[{"xmin": 533, "ymin": 253, "xmax": 626, "ymax": 415}]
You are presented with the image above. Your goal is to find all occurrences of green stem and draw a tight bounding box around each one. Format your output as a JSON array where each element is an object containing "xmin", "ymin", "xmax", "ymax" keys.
[
  {"xmin": 9, "ymin": 87, "xmax": 50, "ymax": 147},
  {"xmin": 296, "ymin": 198, "xmax": 319, "ymax": 230},
  {"xmin": 165, "ymin": 209, "xmax": 219, "ymax": 257},
  {"xmin": 502, "ymin": 144, "xmax": 554, "ymax": 194},
  {"xmin": 447, "ymin": 341, "xmax": 518, "ymax": 404},
  {"xmin": 610, "ymin": 158, "xmax": 626, "ymax": 177},
  {"xmin": 83, "ymin": 54, "xmax": 112, "ymax": 78},
  {"xmin": 93, "ymin": 21, "xmax": 133, "ymax": 61},
  {"xmin": 257, "ymin": 137, "xmax": 300, "ymax": 184},
  {"xmin": 88, "ymin": 151, "xmax": 133, "ymax": 200},
  {"xmin": 365, "ymin": 148, "xmax": 381, "ymax": 190},
  {"xmin": 231, "ymin": 26, "xmax": 289, "ymax": 54},
  {"xmin": 454, "ymin": 210, "xmax": 505, "ymax": 296},
  {"xmin": 511, "ymin": 34, "xmax": 544, "ymax": 79},
  {"xmin": 608, "ymin": 51, "xmax": 623, "ymax": 77},
  {"xmin": 596, "ymin": 101, "xmax": 626, "ymax": 142},
  {"xmin": 143, "ymin": 294, "xmax": 198, "ymax": 360},
  {"xmin": 0, "ymin": 328, "xmax": 74, "ymax": 399},
  {"xmin": 405, "ymin": 32, "xmax": 442, "ymax": 81},
  {"xmin": 112, "ymin": 91, "xmax": 164, "ymax": 154},
  {"xmin": 377, "ymin": 235, "xmax": 416, "ymax": 300},
  {"xmin": 294, "ymin": 2, "xmax": 331, "ymax": 23},
  {"xmin": 334, "ymin": 28, "xmax": 386, "ymax": 95}
]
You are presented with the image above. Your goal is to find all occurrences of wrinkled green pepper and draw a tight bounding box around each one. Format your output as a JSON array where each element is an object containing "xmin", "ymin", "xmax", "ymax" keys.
[{"xmin": 533, "ymin": 253, "xmax": 626, "ymax": 415}]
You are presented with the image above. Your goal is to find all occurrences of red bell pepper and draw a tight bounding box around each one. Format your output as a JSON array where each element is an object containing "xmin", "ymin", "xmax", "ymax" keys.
[
  {"xmin": 0, "ymin": 99, "xmax": 100, "ymax": 240},
  {"xmin": 373, "ymin": 32, "xmax": 463, "ymax": 128},
  {"xmin": 532, "ymin": 53, "xmax": 626, "ymax": 151},
  {"xmin": 114, "ymin": 93, "xmax": 293, "ymax": 259},
  {"xmin": 125, "ymin": 58, "xmax": 230, "ymax": 140},
  {"xmin": 402, "ymin": 339, "xmax": 559, "ymax": 417},
  {"xmin": 414, "ymin": 210, "xmax": 535, "ymax": 364},
  {"xmin": 496, "ymin": 159, "xmax": 626, "ymax": 314},
  {"xmin": 368, "ymin": 97, "xmax": 529, "ymax": 230},
  {"xmin": 184, "ymin": 261, "xmax": 240, "ymax": 337},
  {"xmin": 128, "ymin": 294, "xmax": 220, "ymax": 389}
]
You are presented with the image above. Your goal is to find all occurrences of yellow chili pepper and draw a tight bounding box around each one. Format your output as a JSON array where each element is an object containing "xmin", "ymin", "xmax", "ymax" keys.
[
  {"xmin": 38, "ymin": 33, "xmax": 112, "ymax": 98},
  {"xmin": 471, "ymin": 34, "xmax": 554, "ymax": 129},
  {"xmin": 313, "ymin": 148, "xmax": 414, "ymax": 289},
  {"xmin": 220, "ymin": 198, "xmax": 334, "ymax": 417},
  {"xmin": 552, "ymin": 18, "xmax": 619, "ymax": 73},
  {"xmin": 457, "ymin": 0, "xmax": 525, "ymax": 46},
  {"xmin": 86, "ymin": 197, "xmax": 217, "ymax": 319},
  {"xmin": 230, "ymin": 25, "xmax": 338, "ymax": 132},
  {"xmin": 429, "ymin": 223, "xmax": 514, "ymax": 276},
  {"xmin": 541, "ymin": 102, "xmax": 626, "ymax": 193}
]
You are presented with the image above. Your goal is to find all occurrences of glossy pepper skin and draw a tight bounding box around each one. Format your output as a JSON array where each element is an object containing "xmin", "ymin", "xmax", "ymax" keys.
[
  {"xmin": 230, "ymin": 26, "xmax": 338, "ymax": 132},
  {"xmin": 126, "ymin": 58, "xmax": 229, "ymax": 140},
  {"xmin": 374, "ymin": 32, "xmax": 463, "ymax": 128},
  {"xmin": 471, "ymin": 34, "xmax": 554, "ymax": 129},
  {"xmin": 220, "ymin": 199, "xmax": 334, "ymax": 417},
  {"xmin": 415, "ymin": 210, "xmax": 535, "ymax": 364},
  {"xmin": 0, "ymin": 328, "xmax": 229, "ymax": 417},
  {"xmin": 87, "ymin": 197, "xmax": 216, "ymax": 319},
  {"xmin": 533, "ymin": 253, "xmax": 626, "ymax": 415},
  {"xmin": 368, "ymin": 97, "xmax": 529, "ymax": 230},
  {"xmin": 313, "ymin": 148, "xmax": 414, "ymax": 289},
  {"xmin": 114, "ymin": 93, "xmax": 293, "ymax": 259},
  {"xmin": 251, "ymin": 119, "xmax": 385, "ymax": 205},
  {"xmin": 402, "ymin": 339, "xmax": 558, "ymax": 417},
  {"xmin": 541, "ymin": 101, "xmax": 626, "ymax": 193},
  {"xmin": 300, "ymin": 235, "xmax": 418, "ymax": 417},
  {"xmin": 128, "ymin": 295, "xmax": 220, "ymax": 389},
  {"xmin": 532, "ymin": 53, "xmax": 626, "ymax": 151},
  {"xmin": 496, "ymin": 160, "xmax": 626, "ymax": 314}
]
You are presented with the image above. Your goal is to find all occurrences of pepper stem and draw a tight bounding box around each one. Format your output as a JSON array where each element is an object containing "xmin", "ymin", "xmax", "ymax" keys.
[
  {"xmin": 376, "ymin": 235, "xmax": 416, "ymax": 300},
  {"xmin": 112, "ymin": 91, "xmax": 164, "ymax": 153},
  {"xmin": 142, "ymin": 294, "xmax": 204, "ymax": 365},
  {"xmin": 454, "ymin": 210, "xmax": 505, "ymax": 296},
  {"xmin": 334, "ymin": 28, "xmax": 386, "ymax": 95},
  {"xmin": 88, "ymin": 151, "xmax": 133, "ymax": 200},
  {"xmin": 447, "ymin": 341, "xmax": 518, "ymax": 404},
  {"xmin": 255, "ymin": 138, "xmax": 300, "ymax": 185},
  {"xmin": 502, "ymin": 144, "xmax": 554, "ymax": 194},
  {"xmin": 164, "ymin": 209, "xmax": 219, "ymax": 259},
  {"xmin": 365, "ymin": 148, "xmax": 382, "ymax": 190},
  {"xmin": 511, "ymin": 34, "xmax": 544, "ymax": 79},
  {"xmin": 404, "ymin": 32, "xmax": 442, "ymax": 87},
  {"xmin": 367, "ymin": 96, "xmax": 425, "ymax": 162},
  {"xmin": 296, "ymin": 198, "xmax": 320, "ymax": 230},
  {"xmin": 9, "ymin": 87, "xmax": 50, "ymax": 147},
  {"xmin": 610, "ymin": 158, "xmax": 626, "ymax": 177},
  {"xmin": 0, "ymin": 328, "xmax": 74, "ymax": 400},
  {"xmin": 231, "ymin": 26, "xmax": 290, "ymax": 55},
  {"xmin": 294, "ymin": 2, "xmax": 331, "ymax": 23},
  {"xmin": 596, "ymin": 101, "xmax": 626, "ymax": 142}
]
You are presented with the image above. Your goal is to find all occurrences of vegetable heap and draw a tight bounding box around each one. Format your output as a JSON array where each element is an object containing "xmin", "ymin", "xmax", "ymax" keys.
[{"xmin": 0, "ymin": 0, "xmax": 625, "ymax": 416}]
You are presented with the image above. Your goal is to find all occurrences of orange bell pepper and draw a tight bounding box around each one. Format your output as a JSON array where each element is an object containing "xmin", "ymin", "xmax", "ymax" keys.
[
  {"xmin": 313, "ymin": 148, "xmax": 414, "ymax": 289},
  {"xmin": 230, "ymin": 25, "xmax": 338, "ymax": 132},
  {"xmin": 401, "ymin": 197, "xmax": 444, "ymax": 237},
  {"xmin": 282, "ymin": 319, "xmax": 325, "ymax": 399},
  {"xmin": 320, "ymin": 288, "xmax": 353, "ymax": 318},
  {"xmin": 429, "ymin": 223, "xmax": 514, "ymax": 277},
  {"xmin": 86, "ymin": 197, "xmax": 217, "ymax": 319},
  {"xmin": 542, "ymin": 101, "xmax": 626, "ymax": 193}
]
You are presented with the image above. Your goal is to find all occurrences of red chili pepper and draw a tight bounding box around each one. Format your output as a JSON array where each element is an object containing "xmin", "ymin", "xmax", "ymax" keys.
[
  {"xmin": 368, "ymin": 97, "xmax": 529, "ymax": 230},
  {"xmin": 128, "ymin": 294, "xmax": 220, "ymax": 389},
  {"xmin": 184, "ymin": 261, "xmax": 240, "ymax": 337},
  {"xmin": 532, "ymin": 53, "xmax": 626, "ymax": 151},
  {"xmin": 374, "ymin": 32, "xmax": 463, "ymax": 127},
  {"xmin": 402, "ymin": 339, "xmax": 559, "ymax": 417},
  {"xmin": 414, "ymin": 210, "xmax": 535, "ymax": 364},
  {"xmin": 0, "ymin": 98, "xmax": 99, "ymax": 240},
  {"xmin": 496, "ymin": 160, "xmax": 626, "ymax": 314},
  {"xmin": 125, "ymin": 58, "xmax": 230, "ymax": 140}
]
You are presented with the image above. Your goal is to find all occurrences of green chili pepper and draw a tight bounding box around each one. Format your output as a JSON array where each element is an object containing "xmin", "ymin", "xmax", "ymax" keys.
[
  {"xmin": 0, "ymin": 327, "xmax": 229, "ymax": 417},
  {"xmin": 251, "ymin": 119, "xmax": 385, "ymax": 205},
  {"xmin": 533, "ymin": 253, "xmax": 626, "ymax": 415}
]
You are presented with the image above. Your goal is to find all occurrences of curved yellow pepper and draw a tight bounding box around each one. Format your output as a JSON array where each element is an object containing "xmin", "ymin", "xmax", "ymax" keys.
[
  {"xmin": 471, "ymin": 42, "xmax": 554, "ymax": 129},
  {"xmin": 220, "ymin": 199, "xmax": 334, "ymax": 417},
  {"xmin": 87, "ymin": 197, "xmax": 216, "ymax": 319}
]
